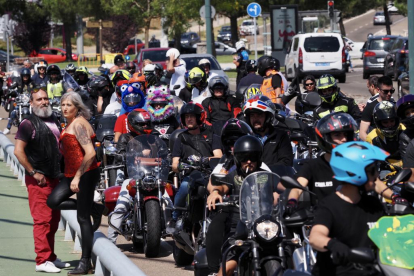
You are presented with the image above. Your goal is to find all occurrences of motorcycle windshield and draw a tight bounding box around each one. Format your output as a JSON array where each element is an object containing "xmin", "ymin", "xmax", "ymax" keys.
[
  {"xmin": 94, "ymin": 114, "xmax": 117, "ymax": 141},
  {"xmin": 126, "ymin": 135, "xmax": 169, "ymax": 181},
  {"xmin": 240, "ymin": 171, "xmax": 280, "ymax": 228},
  {"xmin": 172, "ymin": 96, "xmax": 184, "ymax": 114},
  {"xmin": 243, "ymin": 83, "xmax": 262, "ymax": 101},
  {"xmin": 62, "ymin": 71, "xmax": 80, "ymax": 91},
  {"xmin": 368, "ymin": 214, "xmax": 414, "ymax": 269},
  {"xmin": 17, "ymin": 93, "xmax": 30, "ymax": 103}
]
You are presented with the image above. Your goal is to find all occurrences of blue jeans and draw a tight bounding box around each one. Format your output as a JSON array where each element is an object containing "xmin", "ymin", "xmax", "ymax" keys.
[
  {"xmin": 172, "ymin": 176, "xmax": 191, "ymax": 221},
  {"xmin": 7, "ymin": 110, "xmax": 17, "ymax": 129}
]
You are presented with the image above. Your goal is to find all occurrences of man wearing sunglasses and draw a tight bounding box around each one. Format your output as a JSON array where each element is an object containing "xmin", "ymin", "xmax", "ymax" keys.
[{"xmin": 360, "ymin": 76, "xmax": 395, "ymax": 141}]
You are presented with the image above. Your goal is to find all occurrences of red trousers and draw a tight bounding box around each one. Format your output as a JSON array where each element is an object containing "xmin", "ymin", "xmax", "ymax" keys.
[{"xmin": 26, "ymin": 175, "xmax": 60, "ymax": 265}]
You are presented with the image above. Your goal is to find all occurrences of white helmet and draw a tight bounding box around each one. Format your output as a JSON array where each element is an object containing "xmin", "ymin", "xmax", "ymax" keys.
[
  {"xmin": 236, "ymin": 40, "xmax": 246, "ymax": 51},
  {"xmin": 166, "ymin": 48, "xmax": 180, "ymax": 60},
  {"xmin": 198, "ymin": 58, "xmax": 210, "ymax": 66},
  {"xmin": 143, "ymin": 64, "xmax": 156, "ymax": 74}
]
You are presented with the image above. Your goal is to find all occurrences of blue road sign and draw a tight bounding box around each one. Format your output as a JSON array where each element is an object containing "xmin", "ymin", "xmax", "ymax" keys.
[{"xmin": 247, "ymin": 2, "xmax": 261, "ymax": 18}]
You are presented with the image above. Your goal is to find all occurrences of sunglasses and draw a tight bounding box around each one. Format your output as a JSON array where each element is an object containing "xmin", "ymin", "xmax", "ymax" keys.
[
  {"xmin": 32, "ymin": 86, "xmax": 47, "ymax": 93},
  {"xmin": 380, "ymin": 88, "xmax": 395, "ymax": 94},
  {"xmin": 237, "ymin": 152, "xmax": 261, "ymax": 163},
  {"xmin": 305, "ymin": 83, "xmax": 315, "ymax": 86}
]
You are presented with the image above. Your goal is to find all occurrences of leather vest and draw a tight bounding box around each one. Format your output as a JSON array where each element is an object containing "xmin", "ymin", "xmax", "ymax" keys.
[
  {"xmin": 25, "ymin": 115, "xmax": 62, "ymax": 178},
  {"xmin": 260, "ymin": 70, "xmax": 285, "ymax": 103},
  {"xmin": 178, "ymin": 127, "xmax": 214, "ymax": 161},
  {"xmin": 47, "ymin": 82, "xmax": 63, "ymax": 99}
]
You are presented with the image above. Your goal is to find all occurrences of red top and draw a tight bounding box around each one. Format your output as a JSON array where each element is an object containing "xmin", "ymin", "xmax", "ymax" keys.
[
  {"xmin": 114, "ymin": 113, "xmax": 130, "ymax": 134},
  {"xmin": 60, "ymin": 133, "xmax": 98, "ymax": 177}
]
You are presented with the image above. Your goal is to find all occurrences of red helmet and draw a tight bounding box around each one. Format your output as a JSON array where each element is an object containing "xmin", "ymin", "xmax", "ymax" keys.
[
  {"xmin": 127, "ymin": 108, "xmax": 152, "ymax": 135},
  {"xmin": 180, "ymin": 102, "xmax": 206, "ymax": 127}
]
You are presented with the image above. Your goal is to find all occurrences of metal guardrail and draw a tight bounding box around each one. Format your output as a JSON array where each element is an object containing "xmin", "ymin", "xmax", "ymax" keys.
[{"xmin": 0, "ymin": 132, "xmax": 146, "ymax": 276}]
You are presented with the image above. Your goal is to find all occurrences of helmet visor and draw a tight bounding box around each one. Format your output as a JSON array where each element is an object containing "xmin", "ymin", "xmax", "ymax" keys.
[
  {"xmin": 124, "ymin": 93, "xmax": 142, "ymax": 104},
  {"xmin": 235, "ymin": 151, "xmax": 261, "ymax": 163}
]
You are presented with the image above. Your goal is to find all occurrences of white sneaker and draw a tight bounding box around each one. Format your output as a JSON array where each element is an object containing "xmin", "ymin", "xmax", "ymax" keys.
[
  {"xmin": 35, "ymin": 261, "xmax": 61, "ymax": 273},
  {"xmin": 53, "ymin": 258, "xmax": 70, "ymax": 268},
  {"xmin": 94, "ymin": 190, "xmax": 102, "ymax": 202},
  {"xmin": 3, "ymin": 128, "xmax": 10, "ymax": 135}
]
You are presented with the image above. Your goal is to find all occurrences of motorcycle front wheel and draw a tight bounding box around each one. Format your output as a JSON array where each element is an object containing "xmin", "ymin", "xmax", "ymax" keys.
[{"xmin": 144, "ymin": 200, "xmax": 162, "ymax": 258}]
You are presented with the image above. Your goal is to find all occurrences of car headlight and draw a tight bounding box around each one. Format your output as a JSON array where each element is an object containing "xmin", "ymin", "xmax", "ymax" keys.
[{"xmin": 254, "ymin": 220, "xmax": 280, "ymax": 241}]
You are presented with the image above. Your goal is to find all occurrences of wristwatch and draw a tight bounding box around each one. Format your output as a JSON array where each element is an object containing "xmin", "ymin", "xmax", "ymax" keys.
[{"xmin": 29, "ymin": 169, "xmax": 37, "ymax": 176}]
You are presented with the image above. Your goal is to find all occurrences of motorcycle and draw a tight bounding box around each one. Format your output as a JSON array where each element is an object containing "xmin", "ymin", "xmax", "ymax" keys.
[
  {"xmin": 13, "ymin": 92, "xmax": 31, "ymax": 126},
  {"xmin": 108, "ymin": 135, "xmax": 172, "ymax": 257}
]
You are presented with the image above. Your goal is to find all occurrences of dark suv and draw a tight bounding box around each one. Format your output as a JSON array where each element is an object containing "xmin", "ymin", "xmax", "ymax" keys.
[
  {"xmin": 362, "ymin": 35, "xmax": 399, "ymax": 79},
  {"xmin": 217, "ymin": 26, "xmax": 232, "ymax": 44},
  {"xmin": 383, "ymin": 36, "xmax": 408, "ymax": 80}
]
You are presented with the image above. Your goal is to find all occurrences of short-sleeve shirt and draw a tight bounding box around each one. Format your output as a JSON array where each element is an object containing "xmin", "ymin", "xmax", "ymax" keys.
[
  {"xmin": 15, "ymin": 117, "xmax": 60, "ymax": 144},
  {"xmin": 104, "ymin": 101, "xmax": 122, "ymax": 116},
  {"xmin": 170, "ymin": 64, "xmax": 186, "ymax": 95},
  {"xmin": 114, "ymin": 113, "xmax": 129, "ymax": 134},
  {"xmin": 361, "ymin": 98, "xmax": 379, "ymax": 125}
]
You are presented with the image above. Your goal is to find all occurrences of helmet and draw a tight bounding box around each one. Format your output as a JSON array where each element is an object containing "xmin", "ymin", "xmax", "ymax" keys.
[
  {"xmin": 75, "ymin": 66, "xmax": 88, "ymax": 77},
  {"xmin": 130, "ymin": 72, "xmax": 147, "ymax": 91},
  {"xmin": 315, "ymin": 112, "xmax": 358, "ymax": 153},
  {"xmin": 143, "ymin": 64, "xmax": 157, "ymax": 87},
  {"xmin": 114, "ymin": 54, "xmax": 125, "ymax": 65},
  {"xmin": 65, "ymin": 63, "xmax": 76, "ymax": 75},
  {"xmin": 37, "ymin": 60, "xmax": 48, "ymax": 69},
  {"xmin": 208, "ymin": 76, "xmax": 229, "ymax": 96},
  {"xmin": 221, "ymin": 119, "xmax": 253, "ymax": 154},
  {"xmin": 111, "ymin": 69, "xmax": 131, "ymax": 87},
  {"xmin": 180, "ymin": 102, "xmax": 206, "ymax": 127},
  {"xmin": 396, "ymin": 95, "xmax": 414, "ymax": 128},
  {"xmin": 257, "ymin": 55, "xmax": 278, "ymax": 77},
  {"xmin": 188, "ymin": 66, "xmax": 207, "ymax": 87},
  {"xmin": 302, "ymin": 75, "xmax": 316, "ymax": 89},
  {"xmin": 373, "ymin": 101, "xmax": 400, "ymax": 138},
  {"xmin": 244, "ymin": 85, "xmax": 262, "ymax": 101},
  {"xmin": 127, "ymin": 108, "xmax": 152, "ymax": 135},
  {"xmin": 198, "ymin": 58, "xmax": 211, "ymax": 70},
  {"xmin": 125, "ymin": 62, "xmax": 136, "ymax": 74},
  {"xmin": 330, "ymin": 141, "xmax": 389, "ymax": 186},
  {"xmin": 47, "ymin": 64, "xmax": 61, "ymax": 76},
  {"xmin": 21, "ymin": 68, "xmax": 31, "ymax": 77},
  {"xmin": 316, "ymin": 74, "xmax": 338, "ymax": 104},
  {"xmin": 243, "ymin": 96, "xmax": 275, "ymax": 127},
  {"xmin": 87, "ymin": 76, "xmax": 109, "ymax": 97},
  {"xmin": 233, "ymin": 135, "xmax": 263, "ymax": 175},
  {"xmin": 235, "ymin": 40, "xmax": 246, "ymax": 51},
  {"xmin": 145, "ymin": 85, "xmax": 175, "ymax": 122},
  {"xmin": 245, "ymin": 59, "xmax": 258, "ymax": 72},
  {"xmin": 166, "ymin": 48, "xmax": 180, "ymax": 60},
  {"xmin": 154, "ymin": 63, "xmax": 164, "ymax": 77}
]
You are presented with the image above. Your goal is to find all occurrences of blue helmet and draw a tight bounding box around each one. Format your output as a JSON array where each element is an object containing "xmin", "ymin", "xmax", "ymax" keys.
[{"xmin": 330, "ymin": 141, "xmax": 389, "ymax": 186}]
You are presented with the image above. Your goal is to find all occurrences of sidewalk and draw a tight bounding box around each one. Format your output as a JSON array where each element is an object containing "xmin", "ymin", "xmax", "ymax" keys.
[{"xmin": 0, "ymin": 160, "xmax": 79, "ymax": 275}]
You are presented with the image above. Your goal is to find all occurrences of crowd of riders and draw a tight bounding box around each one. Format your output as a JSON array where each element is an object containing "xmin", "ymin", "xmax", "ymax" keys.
[{"xmin": 3, "ymin": 44, "xmax": 414, "ymax": 276}]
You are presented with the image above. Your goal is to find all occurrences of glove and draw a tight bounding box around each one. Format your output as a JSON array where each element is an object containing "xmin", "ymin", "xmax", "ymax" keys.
[
  {"xmin": 284, "ymin": 199, "xmax": 298, "ymax": 217},
  {"xmin": 178, "ymin": 162, "xmax": 191, "ymax": 174},
  {"xmin": 391, "ymin": 193, "xmax": 408, "ymax": 205},
  {"xmin": 326, "ymin": 239, "xmax": 350, "ymax": 265}
]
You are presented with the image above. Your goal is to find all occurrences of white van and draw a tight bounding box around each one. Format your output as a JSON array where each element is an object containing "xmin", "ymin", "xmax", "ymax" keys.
[{"xmin": 284, "ymin": 33, "xmax": 347, "ymax": 83}]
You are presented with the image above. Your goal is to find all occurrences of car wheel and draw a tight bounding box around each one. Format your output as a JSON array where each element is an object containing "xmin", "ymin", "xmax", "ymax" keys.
[
  {"xmin": 338, "ymin": 74, "xmax": 346, "ymax": 83},
  {"xmin": 285, "ymin": 66, "xmax": 292, "ymax": 82}
]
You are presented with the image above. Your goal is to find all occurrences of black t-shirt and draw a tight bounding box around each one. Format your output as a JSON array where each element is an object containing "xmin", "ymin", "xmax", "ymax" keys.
[
  {"xmin": 271, "ymin": 74, "xmax": 282, "ymax": 89},
  {"xmin": 296, "ymin": 154, "xmax": 340, "ymax": 205},
  {"xmin": 238, "ymin": 73, "xmax": 263, "ymax": 91},
  {"xmin": 361, "ymin": 99, "xmax": 378, "ymax": 124},
  {"xmin": 312, "ymin": 193, "xmax": 385, "ymax": 276}
]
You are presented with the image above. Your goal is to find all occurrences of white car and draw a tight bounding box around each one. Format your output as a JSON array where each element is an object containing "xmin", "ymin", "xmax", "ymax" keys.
[
  {"xmin": 284, "ymin": 32, "xmax": 346, "ymax": 83},
  {"xmin": 387, "ymin": 3, "xmax": 399, "ymax": 14},
  {"xmin": 192, "ymin": 42, "xmax": 238, "ymax": 55},
  {"xmin": 239, "ymin": 20, "xmax": 259, "ymax": 36}
]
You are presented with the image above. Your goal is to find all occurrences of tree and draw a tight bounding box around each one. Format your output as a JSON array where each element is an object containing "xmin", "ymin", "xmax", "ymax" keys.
[{"xmin": 101, "ymin": 15, "xmax": 139, "ymax": 53}]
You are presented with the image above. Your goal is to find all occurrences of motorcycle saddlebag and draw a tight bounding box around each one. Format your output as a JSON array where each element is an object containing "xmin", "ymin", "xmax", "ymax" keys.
[{"xmin": 103, "ymin": 186, "xmax": 121, "ymax": 213}]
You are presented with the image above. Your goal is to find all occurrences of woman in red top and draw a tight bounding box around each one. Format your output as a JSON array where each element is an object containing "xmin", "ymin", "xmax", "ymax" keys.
[{"xmin": 47, "ymin": 91, "xmax": 106, "ymax": 275}]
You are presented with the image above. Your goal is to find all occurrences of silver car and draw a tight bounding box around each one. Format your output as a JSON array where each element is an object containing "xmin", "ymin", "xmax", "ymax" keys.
[
  {"xmin": 180, "ymin": 53, "xmax": 230, "ymax": 83},
  {"xmin": 373, "ymin": 11, "xmax": 393, "ymax": 25}
]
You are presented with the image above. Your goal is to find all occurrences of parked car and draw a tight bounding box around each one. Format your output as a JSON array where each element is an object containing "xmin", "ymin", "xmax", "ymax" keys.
[
  {"xmin": 217, "ymin": 26, "xmax": 232, "ymax": 44},
  {"xmin": 192, "ymin": 42, "xmax": 240, "ymax": 55},
  {"xmin": 373, "ymin": 12, "xmax": 393, "ymax": 25},
  {"xmin": 181, "ymin": 32, "xmax": 201, "ymax": 47},
  {"xmin": 284, "ymin": 32, "xmax": 346, "ymax": 83},
  {"xmin": 0, "ymin": 50, "xmax": 20, "ymax": 63},
  {"xmin": 240, "ymin": 20, "xmax": 259, "ymax": 36},
  {"xmin": 133, "ymin": 48, "xmax": 169, "ymax": 71},
  {"xmin": 123, "ymin": 38, "xmax": 145, "ymax": 55},
  {"xmin": 361, "ymin": 35, "xmax": 399, "ymax": 79},
  {"xmin": 32, "ymin": 48, "xmax": 78, "ymax": 63},
  {"xmin": 383, "ymin": 36, "xmax": 408, "ymax": 80},
  {"xmin": 180, "ymin": 53, "xmax": 230, "ymax": 87},
  {"xmin": 387, "ymin": 3, "xmax": 399, "ymax": 14}
]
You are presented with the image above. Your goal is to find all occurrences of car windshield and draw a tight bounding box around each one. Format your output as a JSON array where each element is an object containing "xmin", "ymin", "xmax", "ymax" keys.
[
  {"xmin": 181, "ymin": 34, "xmax": 190, "ymax": 39},
  {"xmin": 222, "ymin": 26, "xmax": 231, "ymax": 32},
  {"xmin": 368, "ymin": 38, "xmax": 397, "ymax": 50},
  {"xmin": 181, "ymin": 57, "xmax": 221, "ymax": 71},
  {"xmin": 142, "ymin": 50, "xmax": 168, "ymax": 62},
  {"xmin": 304, "ymin": 37, "xmax": 340, "ymax": 52},
  {"xmin": 375, "ymin": 12, "xmax": 384, "ymax": 16},
  {"xmin": 242, "ymin": 21, "xmax": 253, "ymax": 26}
]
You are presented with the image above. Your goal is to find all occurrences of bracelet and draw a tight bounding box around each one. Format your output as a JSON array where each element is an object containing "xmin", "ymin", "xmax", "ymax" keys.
[
  {"xmin": 380, "ymin": 187, "xmax": 390, "ymax": 197},
  {"xmin": 212, "ymin": 189, "xmax": 220, "ymax": 194}
]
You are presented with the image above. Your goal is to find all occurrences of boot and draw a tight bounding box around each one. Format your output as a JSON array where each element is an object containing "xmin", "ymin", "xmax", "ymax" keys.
[
  {"xmin": 91, "ymin": 203, "xmax": 109, "ymax": 232},
  {"xmin": 67, "ymin": 257, "xmax": 93, "ymax": 275}
]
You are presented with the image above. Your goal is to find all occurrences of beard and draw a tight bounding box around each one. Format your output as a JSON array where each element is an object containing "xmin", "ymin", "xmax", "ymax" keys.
[{"xmin": 33, "ymin": 104, "xmax": 52, "ymax": 118}]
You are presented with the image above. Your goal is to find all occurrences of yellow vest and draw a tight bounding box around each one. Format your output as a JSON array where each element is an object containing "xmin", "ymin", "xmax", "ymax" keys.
[{"xmin": 47, "ymin": 82, "xmax": 63, "ymax": 99}]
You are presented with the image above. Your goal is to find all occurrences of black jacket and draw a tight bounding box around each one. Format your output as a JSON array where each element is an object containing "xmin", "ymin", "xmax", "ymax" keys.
[
  {"xmin": 202, "ymin": 96, "xmax": 241, "ymax": 124},
  {"xmin": 313, "ymin": 94, "xmax": 361, "ymax": 122},
  {"xmin": 259, "ymin": 125, "xmax": 293, "ymax": 166},
  {"xmin": 399, "ymin": 128, "xmax": 414, "ymax": 160}
]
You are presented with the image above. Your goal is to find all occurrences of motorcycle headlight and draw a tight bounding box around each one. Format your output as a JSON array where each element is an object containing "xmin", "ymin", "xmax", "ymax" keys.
[{"xmin": 254, "ymin": 219, "xmax": 280, "ymax": 241}]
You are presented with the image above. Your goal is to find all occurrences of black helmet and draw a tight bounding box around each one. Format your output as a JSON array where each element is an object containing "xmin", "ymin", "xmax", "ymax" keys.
[
  {"xmin": 245, "ymin": 59, "xmax": 258, "ymax": 72},
  {"xmin": 125, "ymin": 61, "xmax": 135, "ymax": 74},
  {"xmin": 257, "ymin": 56, "xmax": 278, "ymax": 77},
  {"xmin": 315, "ymin": 112, "xmax": 358, "ymax": 153},
  {"xmin": 21, "ymin": 68, "xmax": 31, "ymax": 78},
  {"xmin": 233, "ymin": 135, "xmax": 263, "ymax": 175},
  {"xmin": 154, "ymin": 63, "xmax": 163, "ymax": 76},
  {"xmin": 208, "ymin": 76, "xmax": 229, "ymax": 96},
  {"xmin": 47, "ymin": 65, "xmax": 61, "ymax": 76},
  {"xmin": 65, "ymin": 63, "xmax": 76, "ymax": 75},
  {"xmin": 127, "ymin": 108, "xmax": 152, "ymax": 135},
  {"xmin": 114, "ymin": 54, "xmax": 125, "ymax": 66},
  {"xmin": 373, "ymin": 101, "xmax": 400, "ymax": 138},
  {"xmin": 87, "ymin": 76, "xmax": 109, "ymax": 97},
  {"xmin": 180, "ymin": 102, "xmax": 206, "ymax": 127},
  {"xmin": 221, "ymin": 119, "xmax": 253, "ymax": 155}
]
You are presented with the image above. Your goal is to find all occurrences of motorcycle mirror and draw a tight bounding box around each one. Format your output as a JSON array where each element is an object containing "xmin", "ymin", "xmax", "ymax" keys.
[
  {"xmin": 348, "ymin": 248, "xmax": 375, "ymax": 264},
  {"xmin": 173, "ymin": 84, "xmax": 181, "ymax": 90},
  {"xmin": 211, "ymin": 173, "xmax": 232, "ymax": 186},
  {"xmin": 302, "ymin": 92, "xmax": 322, "ymax": 107},
  {"xmin": 393, "ymin": 168, "xmax": 412, "ymax": 185},
  {"xmin": 274, "ymin": 114, "xmax": 285, "ymax": 123},
  {"xmin": 280, "ymin": 176, "xmax": 317, "ymax": 196}
]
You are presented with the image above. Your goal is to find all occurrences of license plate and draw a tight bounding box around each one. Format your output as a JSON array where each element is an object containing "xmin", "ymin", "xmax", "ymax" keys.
[
  {"xmin": 315, "ymin": 62, "xmax": 330, "ymax": 66},
  {"xmin": 377, "ymin": 58, "xmax": 384, "ymax": 62}
]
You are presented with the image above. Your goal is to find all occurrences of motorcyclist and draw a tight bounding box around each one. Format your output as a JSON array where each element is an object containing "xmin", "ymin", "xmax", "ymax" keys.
[
  {"xmin": 167, "ymin": 48, "xmax": 186, "ymax": 96},
  {"xmin": 144, "ymin": 85, "xmax": 180, "ymax": 144},
  {"xmin": 143, "ymin": 64, "xmax": 158, "ymax": 88},
  {"xmin": 31, "ymin": 60, "xmax": 49, "ymax": 86},
  {"xmin": 65, "ymin": 63, "xmax": 77, "ymax": 77},
  {"xmin": 309, "ymin": 141, "xmax": 387, "ymax": 276},
  {"xmin": 109, "ymin": 69, "xmax": 131, "ymax": 104},
  {"xmin": 233, "ymin": 40, "xmax": 249, "ymax": 88},
  {"xmin": 46, "ymin": 65, "xmax": 73, "ymax": 100},
  {"xmin": 131, "ymin": 72, "xmax": 148, "ymax": 93},
  {"xmin": 258, "ymin": 55, "xmax": 287, "ymax": 104},
  {"xmin": 282, "ymin": 75, "xmax": 318, "ymax": 114},
  {"xmin": 154, "ymin": 63, "xmax": 168, "ymax": 85},
  {"xmin": 237, "ymin": 59, "xmax": 263, "ymax": 92},
  {"xmin": 188, "ymin": 66, "xmax": 210, "ymax": 104},
  {"xmin": 125, "ymin": 61, "xmax": 136, "ymax": 75},
  {"xmin": 109, "ymin": 54, "xmax": 126, "ymax": 74},
  {"xmin": 202, "ymin": 76, "xmax": 241, "ymax": 124},
  {"xmin": 107, "ymin": 108, "xmax": 155, "ymax": 244},
  {"xmin": 86, "ymin": 75, "xmax": 112, "ymax": 115},
  {"xmin": 366, "ymin": 101, "xmax": 404, "ymax": 162},
  {"xmin": 396, "ymin": 95, "xmax": 414, "ymax": 160},
  {"xmin": 198, "ymin": 58, "xmax": 217, "ymax": 81},
  {"xmin": 313, "ymin": 74, "xmax": 361, "ymax": 121},
  {"xmin": 243, "ymin": 96, "xmax": 293, "ymax": 166},
  {"xmin": 167, "ymin": 103, "xmax": 223, "ymax": 230},
  {"xmin": 74, "ymin": 66, "xmax": 89, "ymax": 88}
]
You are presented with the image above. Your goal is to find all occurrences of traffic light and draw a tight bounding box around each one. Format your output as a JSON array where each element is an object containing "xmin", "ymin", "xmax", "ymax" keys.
[{"xmin": 328, "ymin": 1, "xmax": 334, "ymax": 19}]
